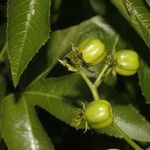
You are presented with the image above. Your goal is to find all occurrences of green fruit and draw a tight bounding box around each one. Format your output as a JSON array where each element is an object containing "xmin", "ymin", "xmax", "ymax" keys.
[
  {"xmin": 78, "ymin": 37, "xmax": 106, "ymax": 65},
  {"xmin": 84, "ymin": 100, "xmax": 113, "ymax": 129},
  {"xmin": 115, "ymin": 50, "xmax": 139, "ymax": 76}
]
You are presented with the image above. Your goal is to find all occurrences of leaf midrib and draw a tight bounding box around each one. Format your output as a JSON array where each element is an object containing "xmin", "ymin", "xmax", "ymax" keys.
[
  {"xmin": 14, "ymin": 0, "xmax": 36, "ymax": 79},
  {"xmin": 25, "ymin": 91, "xmax": 65, "ymax": 100},
  {"xmin": 22, "ymin": 96, "xmax": 38, "ymax": 150}
]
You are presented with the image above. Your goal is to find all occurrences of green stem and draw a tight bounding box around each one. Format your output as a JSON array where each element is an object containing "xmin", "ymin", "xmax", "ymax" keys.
[
  {"xmin": 78, "ymin": 63, "xmax": 142, "ymax": 149},
  {"xmin": 91, "ymin": 86, "xmax": 99, "ymax": 101},
  {"xmin": 94, "ymin": 64, "xmax": 109, "ymax": 87},
  {"xmin": 79, "ymin": 71, "xmax": 100, "ymax": 101},
  {"xmin": 0, "ymin": 43, "xmax": 7, "ymax": 61},
  {"xmin": 77, "ymin": 58, "xmax": 142, "ymax": 150},
  {"xmin": 112, "ymin": 122, "xmax": 142, "ymax": 150},
  {"xmin": 112, "ymin": 35, "xmax": 119, "ymax": 54}
]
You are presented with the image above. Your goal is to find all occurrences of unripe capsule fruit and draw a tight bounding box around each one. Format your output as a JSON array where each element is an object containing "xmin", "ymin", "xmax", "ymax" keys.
[
  {"xmin": 78, "ymin": 37, "xmax": 106, "ymax": 65},
  {"xmin": 114, "ymin": 50, "xmax": 139, "ymax": 76},
  {"xmin": 84, "ymin": 100, "xmax": 113, "ymax": 129}
]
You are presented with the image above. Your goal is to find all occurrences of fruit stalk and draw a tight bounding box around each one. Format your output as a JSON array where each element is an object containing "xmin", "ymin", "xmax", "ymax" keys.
[
  {"xmin": 79, "ymin": 70, "xmax": 100, "ymax": 101},
  {"xmin": 79, "ymin": 67, "xmax": 142, "ymax": 150},
  {"xmin": 94, "ymin": 64, "xmax": 109, "ymax": 87},
  {"xmin": 112, "ymin": 123, "xmax": 142, "ymax": 150}
]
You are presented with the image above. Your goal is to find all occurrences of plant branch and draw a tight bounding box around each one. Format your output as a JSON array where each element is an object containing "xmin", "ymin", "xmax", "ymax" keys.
[
  {"xmin": 78, "ymin": 70, "xmax": 100, "ymax": 101},
  {"xmin": 77, "ymin": 60, "xmax": 142, "ymax": 150},
  {"xmin": 112, "ymin": 122, "xmax": 143, "ymax": 150},
  {"xmin": 112, "ymin": 35, "xmax": 119, "ymax": 54},
  {"xmin": 94, "ymin": 64, "xmax": 109, "ymax": 87}
]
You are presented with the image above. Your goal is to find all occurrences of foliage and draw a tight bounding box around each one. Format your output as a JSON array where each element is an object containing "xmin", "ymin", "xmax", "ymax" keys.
[{"xmin": 0, "ymin": 0, "xmax": 150, "ymax": 149}]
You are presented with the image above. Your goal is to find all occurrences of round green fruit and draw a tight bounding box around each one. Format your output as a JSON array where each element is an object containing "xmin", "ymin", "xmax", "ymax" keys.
[
  {"xmin": 78, "ymin": 37, "xmax": 106, "ymax": 65},
  {"xmin": 84, "ymin": 100, "xmax": 113, "ymax": 129},
  {"xmin": 114, "ymin": 49, "xmax": 139, "ymax": 76}
]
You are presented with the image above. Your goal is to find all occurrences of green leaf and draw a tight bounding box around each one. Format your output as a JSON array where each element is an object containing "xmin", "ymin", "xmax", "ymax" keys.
[
  {"xmin": 89, "ymin": 0, "xmax": 107, "ymax": 15},
  {"xmin": 99, "ymin": 98, "xmax": 150, "ymax": 142},
  {"xmin": 138, "ymin": 58, "xmax": 150, "ymax": 104},
  {"xmin": 7, "ymin": 0, "xmax": 51, "ymax": 87},
  {"xmin": 1, "ymin": 94, "xmax": 54, "ymax": 150},
  {"xmin": 51, "ymin": 0, "xmax": 61, "ymax": 23},
  {"xmin": 95, "ymin": 78, "xmax": 150, "ymax": 142},
  {"xmin": 112, "ymin": 104, "xmax": 150, "ymax": 142},
  {"xmin": 110, "ymin": 0, "xmax": 150, "ymax": 105},
  {"xmin": 1, "ymin": 74, "xmax": 83, "ymax": 150},
  {"xmin": 132, "ymin": 33, "xmax": 150, "ymax": 104},
  {"xmin": 111, "ymin": 0, "xmax": 150, "ymax": 48}
]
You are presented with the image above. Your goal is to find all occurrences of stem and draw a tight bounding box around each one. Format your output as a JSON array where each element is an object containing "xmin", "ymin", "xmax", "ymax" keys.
[
  {"xmin": 112, "ymin": 35, "xmax": 119, "ymax": 54},
  {"xmin": 79, "ymin": 70, "xmax": 100, "ymax": 101},
  {"xmin": 112, "ymin": 122, "xmax": 142, "ymax": 150},
  {"xmin": 77, "ymin": 62, "xmax": 142, "ymax": 150},
  {"xmin": 0, "ymin": 43, "xmax": 7, "ymax": 61},
  {"xmin": 91, "ymin": 86, "xmax": 99, "ymax": 101},
  {"xmin": 94, "ymin": 64, "xmax": 109, "ymax": 87}
]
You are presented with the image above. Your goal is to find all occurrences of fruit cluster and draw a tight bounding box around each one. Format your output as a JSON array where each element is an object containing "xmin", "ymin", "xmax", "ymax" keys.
[
  {"xmin": 60, "ymin": 37, "xmax": 140, "ymax": 130},
  {"xmin": 79, "ymin": 37, "xmax": 139, "ymax": 76},
  {"xmin": 59, "ymin": 35, "xmax": 142, "ymax": 149},
  {"xmin": 78, "ymin": 37, "xmax": 139, "ymax": 129}
]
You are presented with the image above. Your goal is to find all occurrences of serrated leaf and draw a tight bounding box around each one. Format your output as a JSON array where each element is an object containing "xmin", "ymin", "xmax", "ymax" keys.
[
  {"xmin": 138, "ymin": 58, "xmax": 150, "ymax": 104},
  {"xmin": 7, "ymin": 0, "xmax": 51, "ymax": 87},
  {"xmin": 99, "ymin": 101, "xmax": 150, "ymax": 142},
  {"xmin": 110, "ymin": 0, "xmax": 150, "ymax": 105},
  {"xmin": 96, "ymin": 78, "xmax": 150, "ymax": 142},
  {"xmin": 111, "ymin": 0, "xmax": 150, "ymax": 48},
  {"xmin": 132, "ymin": 35, "xmax": 150, "ymax": 104}
]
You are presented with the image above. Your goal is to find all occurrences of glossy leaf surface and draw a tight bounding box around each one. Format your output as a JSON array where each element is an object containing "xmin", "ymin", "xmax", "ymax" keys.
[{"xmin": 7, "ymin": 0, "xmax": 51, "ymax": 87}]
